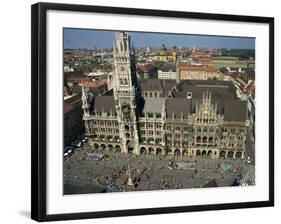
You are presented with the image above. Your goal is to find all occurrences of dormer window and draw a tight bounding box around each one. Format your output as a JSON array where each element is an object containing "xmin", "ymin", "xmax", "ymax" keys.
[{"xmin": 187, "ymin": 92, "xmax": 192, "ymax": 99}]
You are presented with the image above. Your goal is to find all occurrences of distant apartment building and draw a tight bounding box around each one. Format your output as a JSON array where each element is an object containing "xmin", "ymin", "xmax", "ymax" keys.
[
  {"xmin": 158, "ymin": 64, "xmax": 176, "ymax": 80},
  {"xmin": 196, "ymin": 56, "xmax": 255, "ymax": 69},
  {"xmin": 178, "ymin": 65, "xmax": 219, "ymax": 80}
]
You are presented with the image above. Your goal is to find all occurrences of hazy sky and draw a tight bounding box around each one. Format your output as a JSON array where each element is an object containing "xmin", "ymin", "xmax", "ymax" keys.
[{"xmin": 64, "ymin": 28, "xmax": 255, "ymax": 49}]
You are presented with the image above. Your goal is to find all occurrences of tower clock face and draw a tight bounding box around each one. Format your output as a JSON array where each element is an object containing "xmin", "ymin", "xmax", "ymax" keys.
[{"xmin": 120, "ymin": 66, "xmax": 125, "ymax": 71}]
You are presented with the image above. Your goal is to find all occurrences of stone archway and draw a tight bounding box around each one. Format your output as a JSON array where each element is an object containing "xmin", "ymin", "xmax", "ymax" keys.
[
  {"xmin": 207, "ymin": 150, "xmax": 213, "ymax": 158},
  {"xmin": 93, "ymin": 143, "xmax": 99, "ymax": 150},
  {"xmin": 236, "ymin": 151, "xmax": 242, "ymax": 158},
  {"xmin": 115, "ymin": 145, "xmax": 121, "ymax": 153},
  {"xmin": 174, "ymin": 148, "xmax": 181, "ymax": 156},
  {"xmin": 156, "ymin": 148, "xmax": 162, "ymax": 155},
  {"xmin": 227, "ymin": 151, "xmax": 234, "ymax": 158},
  {"xmin": 108, "ymin": 144, "xmax": 113, "ymax": 151},
  {"xmin": 219, "ymin": 151, "xmax": 226, "ymax": 158},
  {"xmin": 148, "ymin": 147, "xmax": 155, "ymax": 155},
  {"xmin": 128, "ymin": 147, "xmax": 134, "ymax": 154},
  {"xmin": 100, "ymin": 144, "xmax": 106, "ymax": 150},
  {"xmin": 202, "ymin": 150, "xmax": 207, "ymax": 157},
  {"xmin": 196, "ymin": 149, "xmax": 201, "ymax": 156},
  {"xmin": 140, "ymin": 147, "xmax": 147, "ymax": 155}
]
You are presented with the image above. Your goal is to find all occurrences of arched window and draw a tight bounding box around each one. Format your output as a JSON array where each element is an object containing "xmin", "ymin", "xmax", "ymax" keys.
[
  {"xmin": 219, "ymin": 151, "xmax": 226, "ymax": 158},
  {"xmin": 174, "ymin": 149, "xmax": 181, "ymax": 156},
  {"xmin": 228, "ymin": 151, "xmax": 234, "ymax": 158},
  {"xmin": 148, "ymin": 147, "xmax": 154, "ymax": 155},
  {"xmin": 207, "ymin": 150, "xmax": 212, "ymax": 157},
  {"xmin": 236, "ymin": 151, "xmax": 242, "ymax": 158},
  {"xmin": 115, "ymin": 145, "xmax": 121, "ymax": 153},
  {"xmin": 140, "ymin": 147, "xmax": 147, "ymax": 155},
  {"xmin": 203, "ymin": 136, "xmax": 207, "ymax": 143},
  {"xmin": 125, "ymin": 125, "xmax": 129, "ymax": 131},
  {"xmin": 156, "ymin": 148, "xmax": 162, "ymax": 155}
]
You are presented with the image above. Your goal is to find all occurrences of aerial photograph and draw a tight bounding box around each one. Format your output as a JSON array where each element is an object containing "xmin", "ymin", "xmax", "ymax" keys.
[{"xmin": 63, "ymin": 29, "xmax": 255, "ymax": 194}]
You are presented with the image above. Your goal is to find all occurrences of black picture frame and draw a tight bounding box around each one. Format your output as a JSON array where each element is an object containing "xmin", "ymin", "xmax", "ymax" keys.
[{"xmin": 31, "ymin": 2, "xmax": 274, "ymax": 222}]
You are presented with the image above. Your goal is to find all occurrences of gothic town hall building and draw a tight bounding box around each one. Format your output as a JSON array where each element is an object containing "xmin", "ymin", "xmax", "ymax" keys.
[{"xmin": 82, "ymin": 32, "xmax": 250, "ymax": 159}]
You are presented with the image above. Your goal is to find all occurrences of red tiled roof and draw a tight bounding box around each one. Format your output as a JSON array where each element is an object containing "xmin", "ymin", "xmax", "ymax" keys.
[
  {"xmin": 99, "ymin": 78, "xmax": 108, "ymax": 85},
  {"xmin": 66, "ymin": 76, "xmax": 89, "ymax": 81},
  {"xmin": 83, "ymin": 80, "xmax": 98, "ymax": 88},
  {"xmin": 82, "ymin": 78, "xmax": 107, "ymax": 88},
  {"xmin": 196, "ymin": 57, "xmax": 211, "ymax": 62},
  {"xmin": 192, "ymin": 50, "xmax": 206, "ymax": 55},
  {"xmin": 64, "ymin": 102, "xmax": 74, "ymax": 113},
  {"xmin": 137, "ymin": 64, "xmax": 155, "ymax": 72},
  {"xmin": 244, "ymin": 81, "xmax": 255, "ymax": 92}
]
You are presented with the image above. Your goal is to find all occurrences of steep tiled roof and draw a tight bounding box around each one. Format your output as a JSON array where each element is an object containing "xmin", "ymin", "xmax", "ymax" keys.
[
  {"xmin": 64, "ymin": 102, "xmax": 74, "ymax": 114},
  {"xmin": 137, "ymin": 64, "xmax": 156, "ymax": 73},
  {"xmin": 223, "ymin": 100, "xmax": 247, "ymax": 121},
  {"xmin": 142, "ymin": 97, "xmax": 166, "ymax": 114},
  {"xmin": 92, "ymin": 96, "xmax": 116, "ymax": 113},
  {"xmin": 140, "ymin": 79, "xmax": 162, "ymax": 91},
  {"xmin": 174, "ymin": 80, "xmax": 237, "ymax": 101},
  {"xmin": 166, "ymin": 98, "xmax": 192, "ymax": 118}
]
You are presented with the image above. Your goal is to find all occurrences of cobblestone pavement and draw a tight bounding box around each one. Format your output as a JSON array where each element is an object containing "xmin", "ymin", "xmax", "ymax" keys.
[{"xmin": 64, "ymin": 144, "xmax": 255, "ymax": 194}]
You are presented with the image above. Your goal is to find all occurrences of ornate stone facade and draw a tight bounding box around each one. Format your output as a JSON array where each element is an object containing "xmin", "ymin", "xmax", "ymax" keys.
[{"xmin": 82, "ymin": 32, "xmax": 249, "ymax": 159}]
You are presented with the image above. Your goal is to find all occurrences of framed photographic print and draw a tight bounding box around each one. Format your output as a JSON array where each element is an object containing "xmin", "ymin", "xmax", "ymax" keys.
[{"xmin": 31, "ymin": 2, "xmax": 274, "ymax": 222}]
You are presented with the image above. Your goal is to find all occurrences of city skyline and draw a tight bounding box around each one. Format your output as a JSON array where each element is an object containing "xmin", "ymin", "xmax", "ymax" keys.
[{"xmin": 64, "ymin": 28, "xmax": 255, "ymax": 50}]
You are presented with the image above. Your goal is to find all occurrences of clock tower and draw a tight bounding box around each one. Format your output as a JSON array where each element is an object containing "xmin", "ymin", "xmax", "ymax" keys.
[{"xmin": 113, "ymin": 32, "xmax": 140, "ymax": 155}]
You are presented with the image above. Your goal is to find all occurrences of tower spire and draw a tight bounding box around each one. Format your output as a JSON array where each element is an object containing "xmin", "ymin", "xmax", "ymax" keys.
[{"xmin": 81, "ymin": 82, "xmax": 89, "ymax": 117}]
